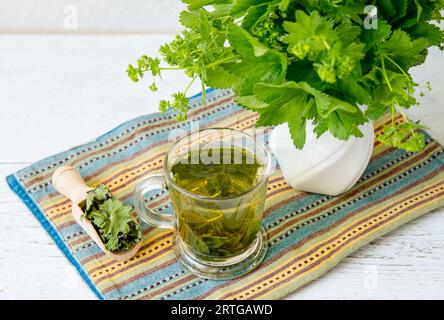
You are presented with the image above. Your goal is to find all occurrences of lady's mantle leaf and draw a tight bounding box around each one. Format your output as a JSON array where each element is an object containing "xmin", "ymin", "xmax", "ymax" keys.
[
  {"xmin": 99, "ymin": 199, "xmax": 133, "ymax": 239},
  {"xmin": 85, "ymin": 186, "xmax": 141, "ymax": 252},
  {"xmin": 377, "ymin": 30, "xmax": 429, "ymax": 69},
  {"xmin": 230, "ymin": 0, "xmax": 274, "ymax": 17},
  {"xmin": 250, "ymin": 81, "xmax": 359, "ymax": 148},
  {"xmin": 283, "ymin": 10, "xmax": 365, "ymax": 83},
  {"xmin": 221, "ymin": 25, "xmax": 287, "ymax": 95},
  {"xmin": 182, "ymin": 0, "xmax": 233, "ymax": 10}
]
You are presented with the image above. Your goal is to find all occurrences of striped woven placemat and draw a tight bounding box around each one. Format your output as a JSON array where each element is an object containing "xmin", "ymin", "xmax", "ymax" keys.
[{"xmin": 7, "ymin": 88, "xmax": 444, "ymax": 300}]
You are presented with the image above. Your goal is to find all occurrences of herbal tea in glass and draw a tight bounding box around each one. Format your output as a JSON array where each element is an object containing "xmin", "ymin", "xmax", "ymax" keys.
[
  {"xmin": 134, "ymin": 128, "xmax": 271, "ymax": 279},
  {"xmin": 169, "ymin": 147, "xmax": 266, "ymax": 259}
]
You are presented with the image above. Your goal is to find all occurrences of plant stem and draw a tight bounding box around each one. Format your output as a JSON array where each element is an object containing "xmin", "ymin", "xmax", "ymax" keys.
[
  {"xmin": 397, "ymin": 107, "xmax": 409, "ymax": 123},
  {"xmin": 160, "ymin": 67, "xmax": 184, "ymax": 71},
  {"xmin": 381, "ymin": 57, "xmax": 393, "ymax": 92},
  {"xmin": 322, "ymin": 39, "xmax": 331, "ymax": 50},
  {"xmin": 206, "ymin": 56, "xmax": 238, "ymax": 69},
  {"xmin": 391, "ymin": 104, "xmax": 396, "ymax": 125},
  {"xmin": 385, "ymin": 55, "xmax": 411, "ymax": 82},
  {"xmin": 184, "ymin": 76, "xmax": 198, "ymax": 95},
  {"xmin": 394, "ymin": 100, "xmax": 415, "ymax": 135},
  {"xmin": 201, "ymin": 80, "xmax": 207, "ymax": 102}
]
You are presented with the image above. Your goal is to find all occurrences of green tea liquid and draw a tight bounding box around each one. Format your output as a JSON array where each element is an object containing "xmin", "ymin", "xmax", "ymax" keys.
[{"xmin": 170, "ymin": 147, "xmax": 266, "ymax": 258}]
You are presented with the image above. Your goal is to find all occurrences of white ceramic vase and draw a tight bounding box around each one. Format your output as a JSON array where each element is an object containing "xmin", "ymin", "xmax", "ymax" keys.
[{"xmin": 269, "ymin": 121, "xmax": 374, "ymax": 196}]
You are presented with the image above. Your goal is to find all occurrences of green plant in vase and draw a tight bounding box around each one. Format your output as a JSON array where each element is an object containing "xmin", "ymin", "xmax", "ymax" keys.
[{"xmin": 127, "ymin": 0, "xmax": 443, "ymax": 152}]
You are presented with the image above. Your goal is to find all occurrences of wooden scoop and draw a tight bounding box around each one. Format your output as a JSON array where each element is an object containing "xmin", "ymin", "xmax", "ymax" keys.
[{"xmin": 52, "ymin": 166, "xmax": 142, "ymax": 261}]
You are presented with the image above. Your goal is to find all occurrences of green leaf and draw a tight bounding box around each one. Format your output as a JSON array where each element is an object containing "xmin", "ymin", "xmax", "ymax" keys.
[
  {"xmin": 377, "ymin": 0, "xmax": 397, "ymax": 20},
  {"xmin": 222, "ymin": 25, "xmax": 287, "ymax": 95},
  {"xmin": 251, "ymin": 81, "xmax": 359, "ymax": 148},
  {"xmin": 361, "ymin": 20, "xmax": 392, "ymax": 50},
  {"xmin": 230, "ymin": 0, "xmax": 273, "ymax": 17},
  {"xmin": 314, "ymin": 109, "xmax": 365, "ymax": 141},
  {"xmin": 277, "ymin": 0, "xmax": 292, "ymax": 12},
  {"xmin": 295, "ymin": 82, "xmax": 332, "ymax": 117},
  {"xmin": 377, "ymin": 30, "xmax": 429, "ymax": 69},
  {"xmin": 378, "ymin": 122, "xmax": 426, "ymax": 152},
  {"xmin": 364, "ymin": 102, "xmax": 389, "ymax": 121},
  {"xmin": 253, "ymin": 82, "xmax": 310, "ymax": 128},
  {"xmin": 370, "ymin": 68, "xmax": 417, "ymax": 109},
  {"xmin": 397, "ymin": 0, "xmax": 409, "ymax": 18},
  {"xmin": 128, "ymin": 0, "xmax": 443, "ymax": 153},
  {"xmin": 206, "ymin": 66, "xmax": 240, "ymax": 88},
  {"xmin": 227, "ymin": 24, "xmax": 270, "ymax": 57},
  {"xmin": 84, "ymin": 186, "xmax": 141, "ymax": 252},
  {"xmin": 99, "ymin": 199, "xmax": 132, "ymax": 237},
  {"xmin": 288, "ymin": 117, "xmax": 307, "ymax": 150},
  {"xmin": 223, "ymin": 51, "xmax": 287, "ymax": 95},
  {"xmin": 242, "ymin": 4, "xmax": 268, "ymax": 31},
  {"xmin": 413, "ymin": 0, "xmax": 423, "ymax": 21},
  {"xmin": 87, "ymin": 209, "xmax": 109, "ymax": 231},
  {"xmin": 286, "ymin": 60, "xmax": 325, "ymax": 90},
  {"xmin": 85, "ymin": 184, "xmax": 112, "ymax": 213},
  {"xmin": 283, "ymin": 10, "xmax": 364, "ymax": 83},
  {"xmin": 325, "ymin": 96, "xmax": 358, "ymax": 117},
  {"xmin": 199, "ymin": 9, "xmax": 211, "ymax": 40},
  {"xmin": 211, "ymin": 4, "xmax": 234, "ymax": 16},
  {"xmin": 182, "ymin": 0, "xmax": 233, "ymax": 10},
  {"xmin": 235, "ymin": 95, "xmax": 268, "ymax": 111},
  {"xmin": 405, "ymin": 22, "xmax": 444, "ymax": 47},
  {"xmin": 179, "ymin": 10, "xmax": 200, "ymax": 28},
  {"xmin": 337, "ymin": 77, "xmax": 372, "ymax": 105},
  {"xmin": 254, "ymin": 81, "xmax": 358, "ymax": 119},
  {"xmin": 283, "ymin": 10, "xmax": 337, "ymax": 59},
  {"xmin": 183, "ymin": 224, "xmax": 210, "ymax": 255}
]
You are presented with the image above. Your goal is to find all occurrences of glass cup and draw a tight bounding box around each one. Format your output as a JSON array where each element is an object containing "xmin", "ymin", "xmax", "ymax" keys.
[{"xmin": 133, "ymin": 128, "xmax": 273, "ymax": 280}]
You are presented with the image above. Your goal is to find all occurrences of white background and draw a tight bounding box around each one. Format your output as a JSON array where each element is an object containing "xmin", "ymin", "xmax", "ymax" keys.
[
  {"xmin": 0, "ymin": 0, "xmax": 443, "ymax": 300},
  {"xmin": 0, "ymin": 0, "xmax": 185, "ymax": 33}
]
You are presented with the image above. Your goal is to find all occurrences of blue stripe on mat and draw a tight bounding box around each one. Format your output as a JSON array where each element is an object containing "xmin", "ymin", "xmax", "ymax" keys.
[
  {"xmin": 6, "ymin": 174, "xmax": 104, "ymax": 300},
  {"xmin": 4, "ymin": 89, "xmax": 221, "ymax": 300}
]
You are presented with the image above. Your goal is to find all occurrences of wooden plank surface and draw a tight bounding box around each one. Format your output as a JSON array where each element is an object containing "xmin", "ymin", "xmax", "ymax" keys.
[{"xmin": 0, "ymin": 35, "xmax": 443, "ymax": 299}]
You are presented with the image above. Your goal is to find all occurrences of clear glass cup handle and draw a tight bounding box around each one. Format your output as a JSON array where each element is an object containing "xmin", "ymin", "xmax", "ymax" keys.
[{"xmin": 133, "ymin": 174, "xmax": 174, "ymax": 229}]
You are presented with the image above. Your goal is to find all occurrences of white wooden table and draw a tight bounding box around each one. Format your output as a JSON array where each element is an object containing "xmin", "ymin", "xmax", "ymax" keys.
[{"xmin": 0, "ymin": 35, "xmax": 443, "ymax": 300}]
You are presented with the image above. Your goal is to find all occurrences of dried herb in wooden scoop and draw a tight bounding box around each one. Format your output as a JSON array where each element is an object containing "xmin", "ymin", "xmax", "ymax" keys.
[
  {"xmin": 52, "ymin": 166, "xmax": 142, "ymax": 260},
  {"xmin": 84, "ymin": 185, "xmax": 142, "ymax": 252}
]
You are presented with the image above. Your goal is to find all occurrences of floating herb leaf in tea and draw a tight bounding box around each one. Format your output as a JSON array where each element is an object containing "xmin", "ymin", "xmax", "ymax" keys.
[{"xmin": 170, "ymin": 147, "xmax": 266, "ymax": 258}]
